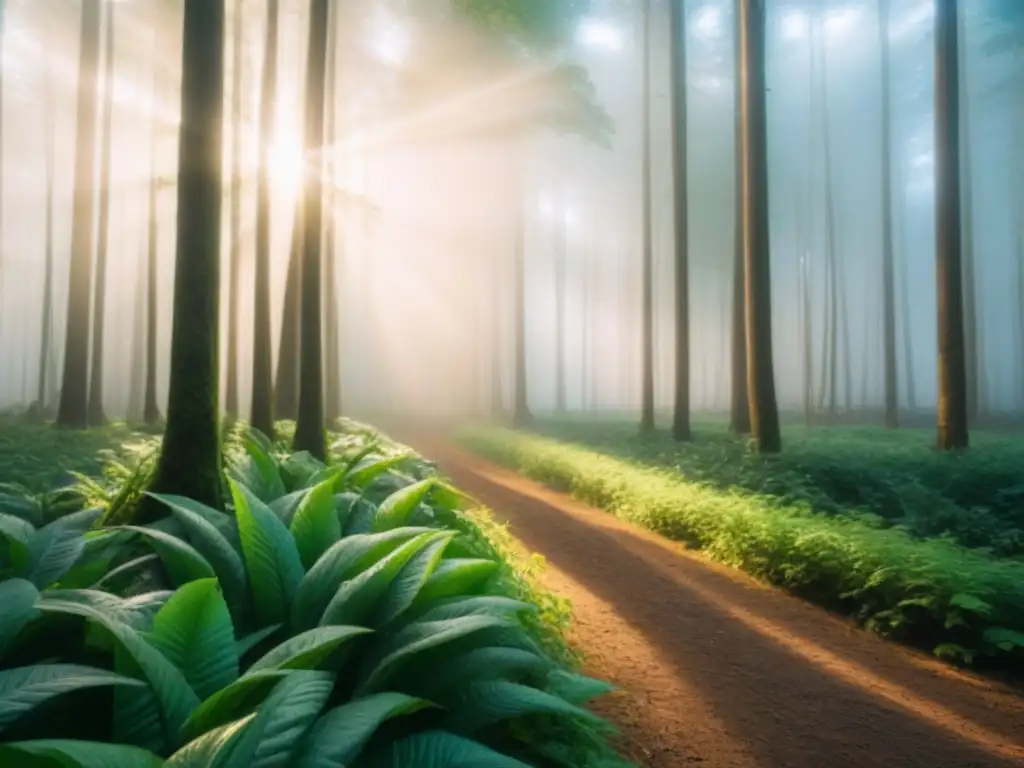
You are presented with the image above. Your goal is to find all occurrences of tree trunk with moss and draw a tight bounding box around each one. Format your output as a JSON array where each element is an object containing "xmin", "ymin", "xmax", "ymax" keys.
[
  {"xmin": 292, "ymin": 0, "xmax": 330, "ymax": 460},
  {"xmin": 148, "ymin": 0, "xmax": 226, "ymax": 508},
  {"xmin": 57, "ymin": 0, "xmax": 102, "ymax": 429}
]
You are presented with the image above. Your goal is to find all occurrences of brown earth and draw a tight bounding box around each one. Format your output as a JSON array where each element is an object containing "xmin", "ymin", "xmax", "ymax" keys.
[{"xmin": 404, "ymin": 437, "xmax": 1024, "ymax": 768}]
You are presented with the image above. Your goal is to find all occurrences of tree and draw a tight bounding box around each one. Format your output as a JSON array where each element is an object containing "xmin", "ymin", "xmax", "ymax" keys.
[
  {"xmin": 934, "ymin": 0, "xmax": 969, "ymax": 450},
  {"xmin": 37, "ymin": 25, "xmax": 57, "ymax": 415},
  {"xmin": 669, "ymin": 0, "xmax": 691, "ymax": 442},
  {"xmin": 323, "ymin": 3, "xmax": 342, "ymax": 425},
  {"xmin": 87, "ymin": 3, "xmax": 116, "ymax": 427},
  {"xmin": 148, "ymin": 0, "xmax": 227, "ymax": 508},
  {"xmin": 274, "ymin": 226, "xmax": 303, "ymax": 421},
  {"xmin": 729, "ymin": 10, "xmax": 750, "ymax": 435},
  {"xmin": 144, "ymin": 40, "xmax": 164, "ymax": 427},
  {"xmin": 56, "ymin": 0, "xmax": 102, "ymax": 429},
  {"xmin": 292, "ymin": 0, "xmax": 331, "ymax": 460},
  {"xmin": 737, "ymin": 0, "xmax": 781, "ymax": 453},
  {"xmin": 554, "ymin": 203, "xmax": 568, "ymax": 414},
  {"xmin": 512, "ymin": 205, "xmax": 532, "ymax": 427},
  {"xmin": 878, "ymin": 0, "xmax": 898, "ymax": 427},
  {"xmin": 250, "ymin": 0, "xmax": 280, "ymax": 437},
  {"xmin": 225, "ymin": 0, "xmax": 245, "ymax": 421},
  {"xmin": 639, "ymin": 0, "xmax": 656, "ymax": 435}
]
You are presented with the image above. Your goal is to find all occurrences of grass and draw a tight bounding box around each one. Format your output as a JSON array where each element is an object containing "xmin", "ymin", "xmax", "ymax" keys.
[{"xmin": 457, "ymin": 421, "xmax": 1024, "ymax": 672}]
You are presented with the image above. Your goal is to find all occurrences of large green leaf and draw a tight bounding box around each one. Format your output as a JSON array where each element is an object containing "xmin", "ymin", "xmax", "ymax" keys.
[
  {"xmin": 342, "ymin": 454, "xmax": 414, "ymax": 491},
  {"xmin": 413, "ymin": 559, "xmax": 498, "ymax": 605},
  {"xmin": 222, "ymin": 671, "xmax": 334, "ymax": 768},
  {"xmin": 147, "ymin": 579, "xmax": 240, "ymax": 700},
  {"xmin": 413, "ymin": 647, "xmax": 552, "ymax": 701},
  {"xmin": 0, "ymin": 664, "xmax": 144, "ymax": 733},
  {"xmin": 0, "ymin": 579, "xmax": 39, "ymax": 660},
  {"xmin": 445, "ymin": 680, "xmax": 603, "ymax": 734},
  {"xmin": 360, "ymin": 729, "xmax": 531, "ymax": 767},
  {"xmin": 268, "ymin": 490, "xmax": 309, "ymax": 527},
  {"xmin": 543, "ymin": 669, "xmax": 615, "ymax": 705},
  {"xmin": 0, "ymin": 740, "xmax": 164, "ymax": 767},
  {"xmin": 166, "ymin": 715, "xmax": 255, "ymax": 768},
  {"xmin": 290, "ymin": 477, "xmax": 342, "ymax": 570},
  {"xmin": 415, "ymin": 596, "xmax": 537, "ymax": 623},
  {"xmin": 246, "ymin": 626, "xmax": 373, "ymax": 674},
  {"xmin": 24, "ymin": 525, "xmax": 86, "ymax": 588},
  {"xmin": 293, "ymin": 692, "xmax": 435, "ymax": 768},
  {"xmin": 243, "ymin": 433, "xmax": 287, "ymax": 501},
  {"xmin": 179, "ymin": 670, "xmax": 290, "ymax": 745},
  {"xmin": 236, "ymin": 625, "xmax": 283, "ymax": 658},
  {"xmin": 291, "ymin": 527, "xmax": 433, "ymax": 630},
  {"xmin": 115, "ymin": 526, "xmax": 217, "ymax": 587},
  {"xmin": 319, "ymin": 533, "xmax": 444, "ymax": 628},
  {"xmin": 0, "ymin": 511, "xmax": 35, "ymax": 543},
  {"xmin": 232, "ymin": 480, "xmax": 305, "ymax": 627},
  {"xmin": 372, "ymin": 479, "xmax": 436, "ymax": 532},
  {"xmin": 375, "ymin": 533, "xmax": 454, "ymax": 626},
  {"xmin": 148, "ymin": 493, "xmax": 241, "ymax": 550}
]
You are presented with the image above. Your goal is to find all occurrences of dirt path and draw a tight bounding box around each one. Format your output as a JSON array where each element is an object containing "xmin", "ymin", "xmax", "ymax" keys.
[{"xmin": 407, "ymin": 438, "xmax": 1024, "ymax": 768}]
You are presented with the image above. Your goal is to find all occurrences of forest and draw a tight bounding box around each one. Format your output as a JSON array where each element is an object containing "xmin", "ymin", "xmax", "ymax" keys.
[{"xmin": 0, "ymin": 0, "xmax": 1022, "ymax": 766}]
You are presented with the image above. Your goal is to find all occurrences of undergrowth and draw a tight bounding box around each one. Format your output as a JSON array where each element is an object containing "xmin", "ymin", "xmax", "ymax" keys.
[{"xmin": 458, "ymin": 424, "xmax": 1024, "ymax": 674}]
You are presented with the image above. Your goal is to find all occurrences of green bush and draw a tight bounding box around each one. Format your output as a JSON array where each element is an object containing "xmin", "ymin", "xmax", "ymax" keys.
[
  {"xmin": 0, "ymin": 423, "xmax": 629, "ymax": 767},
  {"xmin": 458, "ymin": 426, "xmax": 1024, "ymax": 672}
]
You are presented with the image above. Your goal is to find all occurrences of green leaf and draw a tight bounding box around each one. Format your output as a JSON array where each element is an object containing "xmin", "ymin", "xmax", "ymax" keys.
[
  {"xmin": 0, "ymin": 579, "xmax": 40, "ymax": 661},
  {"xmin": 415, "ymin": 596, "xmax": 537, "ymax": 623},
  {"xmin": 361, "ymin": 729, "xmax": 531, "ymax": 767},
  {"xmin": 373, "ymin": 479, "xmax": 436, "ymax": 532},
  {"xmin": 0, "ymin": 664, "xmax": 145, "ymax": 733},
  {"xmin": 280, "ymin": 452, "xmax": 328, "ymax": 492},
  {"xmin": 147, "ymin": 579, "xmax": 240, "ymax": 701},
  {"xmin": 179, "ymin": 670, "xmax": 291, "ymax": 745},
  {"xmin": 544, "ymin": 669, "xmax": 615, "ymax": 705},
  {"xmin": 230, "ymin": 480, "xmax": 305, "ymax": 627},
  {"xmin": 41, "ymin": 589, "xmax": 168, "ymax": 629},
  {"xmin": 291, "ymin": 527, "xmax": 433, "ymax": 631},
  {"xmin": 166, "ymin": 715, "xmax": 255, "ymax": 768},
  {"xmin": 115, "ymin": 526, "xmax": 217, "ymax": 587},
  {"xmin": 25, "ymin": 526, "xmax": 86, "ymax": 588},
  {"xmin": 222, "ymin": 671, "xmax": 334, "ymax": 768},
  {"xmin": 446, "ymin": 680, "xmax": 603, "ymax": 734},
  {"xmin": 246, "ymin": 626, "xmax": 373, "ymax": 673},
  {"xmin": 414, "ymin": 559, "xmax": 498, "ymax": 605},
  {"xmin": 293, "ymin": 692, "xmax": 435, "ymax": 768},
  {"xmin": 413, "ymin": 647, "xmax": 552, "ymax": 701},
  {"xmin": 319, "ymin": 533, "xmax": 443, "ymax": 628},
  {"xmin": 244, "ymin": 432, "xmax": 287, "ymax": 501},
  {"xmin": 343, "ymin": 453, "xmax": 415, "ymax": 491},
  {"xmin": 0, "ymin": 511, "xmax": 35, "ymax": 543},
  {"xmin": 290, "ymin": 477, "xmax": 342, "ymax": 570},
  {"xmin": 268, "ymin": 490, "xmax": 309, "ymax": 527},
  {"xmin": 982, "ymin": 626, "xmax": 1024, "ymax": 653},
  {"xmin": 93, "ymin": 554, "xmax": 162, "ymax": 591},
  {"xmin": 147, "ymin": 493, "xmax": 241, "ymax": 550},
  {"xmin": 948, "ymin": 594, "xmax": 994, "ymax": 616},
  {"xmin": 237, "ymin": 625, "xmax": 283, "ymax": 658},
  {"xmin": 0, "ymin": 739, "xmax": 164, "ymax": 767},
  {"xmin": 375, "ymin": 533, "xmax": 454, "ymax": 626}
]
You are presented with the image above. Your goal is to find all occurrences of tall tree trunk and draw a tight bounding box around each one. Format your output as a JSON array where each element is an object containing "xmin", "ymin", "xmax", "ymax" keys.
[
  {"xmin": 957, "ymin": 5, "xmax": 980, "ymax": 420},
  {"xmin": 491, "ymin": 244, "xmax": 505, "ymax": 417},
  {"xmin": 323, "ymin": 1, "xmax": 341, "ymax": 425},
  {"xmin": 738, "ymin": 0, "xmax": 781, "ymax": 453},
  {"xmin": 143, "ymin": 56, "xmax": 162, "ymax": 426},
  {"xmin": 729, "ymin": 13, "xmax": 750, "ymax": 435},
  {"xmin": 818, "ymin": 6, "xmax": 839, "ymax": 418},
  {"xmin": 292, "ymin": 0, "xmax": 330, "ymax": 460},
  {"xmin": 57, "ymin": 0, "xmax": 102, "ymax": 429},
  {"xmin": 934, "ymin": 0, "xmax": 968, "ymax": 450},
  {"xmin": 149, "ymin": 0, "xmax": 227, "ymax": 507},
  {"xmin": 639, "ymin": 0, "xmax": 656, "ymax": 435},
  {"xmin": 275, "ymin": 207, "xmax": 303, "ymax": 420},
  {"xmin": 878, "ymin": 0, "xmax": 898, "ymax": 427},
  {"xmin": 38, "ymin": 38, "xmax": 57, "ymax": 413},
  {"xmin": 669, "ymin": 0, "xmax": 691, "ymax": 442},
  {"xmin": 512, "ymin": 208, "xmax": 532, "ymax": 427},
  {"xmin": 225, "ymin": 0, "xmax": 245, "ymax": 420},
  {"xmin": 250, "ymin": 0, "xmax": 280, "ymax": 437},
  {"xmin": 800, "ymin": 250, "xmax": 813, "ymax": 423},
  {"xmin": 127, "ymin": 247, "xmax": 146, "ymax": 422},
  {"xmin": 87, "ymin": 3, "xmax": 115, "ymax": 427},
  {"xmin": 897, "ymin": 212, "xmax": 917, "ymax": 411}
]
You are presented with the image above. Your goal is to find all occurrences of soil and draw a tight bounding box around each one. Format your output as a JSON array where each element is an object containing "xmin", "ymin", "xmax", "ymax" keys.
[{"xmin": 404, "ymin": 436, "xmax": 1024, "ymax": 768}]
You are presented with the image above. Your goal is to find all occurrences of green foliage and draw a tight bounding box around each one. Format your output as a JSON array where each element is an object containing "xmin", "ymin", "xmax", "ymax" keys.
[
  {"xmin": 454, "ymin": 0, "xmax": 591, "ymax": 53},
  {"xmin": 458, "ymin": 424, "xmax": 1024, "ymax": 672},
  {"xmin": 0, "ymin": 420, "xmax": 629, "ymax": 767}
]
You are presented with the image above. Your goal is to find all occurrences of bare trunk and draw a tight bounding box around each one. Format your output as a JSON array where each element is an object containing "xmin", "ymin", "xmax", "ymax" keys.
[
  {"xmin": 639, "ymin": 0, "xmax": 656, "ymax": 434},
  {"xmin": 957, "ymin": 6, "xmax": 980, "ymax": 420},
  {"xmin": 879, "ymin": 0, "xmax": 898, "ymax": 426},
  {"xmin": 512, "ymin": 207, "xmax": 531, "ymax": 427},
  {"xmin": 38, "ymin": 32, "xmax": 57, "ymax": 413},
  {"xmin": 554, "ymin": 212, "xmax": 567, "ymax": 414},
  {"xmin": 225, "ymin": 0, "xmax": 245, "ymax": 420},
  {"xmin": 322, "ymin": 1, "xmax": 341, "ymax": 425},
  {"xmin": 275, "ymin": 221, "xmax": 303, "ymax": 421}
]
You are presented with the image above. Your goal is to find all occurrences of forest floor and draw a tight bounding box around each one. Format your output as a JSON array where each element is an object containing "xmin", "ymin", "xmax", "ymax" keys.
[{"xmin": 401, "ymin": 435, "xmax": 1024, "ymax": 768}]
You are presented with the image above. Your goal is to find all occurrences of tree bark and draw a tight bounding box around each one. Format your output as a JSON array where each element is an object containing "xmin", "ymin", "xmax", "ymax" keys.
[
  {"xmin": 292, "ymin": 0, "xmax": 330, "ymax": 460},
  {"xmin": 554, "ymin": 208, "xmax": 567, "ymax": 414},
  {"xmin": 143, "ymin": 49, "xmax": 162, "ymax": 427},
  {"xmin": 274, "ymin": 224, "xmax": 302, "ymax": 421},
  {"xmin": 323, "ymin": 0, "xmax": 341, "ymax": 425},
  {"xmin": 57, "ymin": 0, "xmax": 102, "ymax": 429},
  {"xmin": 250, "ymin": 0, "xmax": 280, "ymax": 438},
  {"xmin": 669, "ymin": 0, "xmax": 691, "ymax": 442},
  {"xmin": 879, "ymin": 0, "xmax": 898, "ymax": 427},
  {"xmin": 38, "ymin": 35, "xmax": 57, "ymax": 413},
  {"xmin": 87, "ymin": 3, "xmax": 115, "ymax": 427},
  {"xmin": 639, "ymin": 0, "xmax": 656, "ymax": 435},
  {"xmin": 738, "ymin": 0, "xmax": 781, "ymax": 453},
  {"xmin": 225, "ymin": 0, "xmax": 245, "ymax": 420},
  {"xmin": 934, "ymin": 0, "xmax": 968, "ymax": 450},
  {"xmin": 729, "ymin": 4, "xmax": 750, "ymax": 436},
  {"xmin": 512, "ymin": 207, "xmax": 532, "ymax": 427},
  {"xmin": 149, "ymin": 0, "xmax": 227, "ymax": 507}
]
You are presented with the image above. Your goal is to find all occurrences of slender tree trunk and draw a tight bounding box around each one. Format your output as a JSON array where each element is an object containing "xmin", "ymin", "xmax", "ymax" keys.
[
  {"xmin": 934, "ymin": 0, "xmax": 968, "ymax": 450},
  {"xmin": 957, "ymin": 5, "xmax": 980, "ymax": 420},
  {"xmin": 738, "ymin": 0, "xmax": 781, "ymax": 453},
  {"xmin": 39, "ymin": 42, "xmax": 57, "ymax": 413},
  {"xmin": 322, "ymin": 0, "xmax": 341, "ymax": 425},
  {"xmin": 250, "ymin": 0, "xmax": 280, "ymax": 437},
  {"xmin": 818, "ymin": 6, "xmax": 839, "ymax": 418},
  {"xmin": 898, "ymin": 213, "xmax": 917, "ymax": 411},
  {"xmin": 801, "ymin": 251, "xmax": 813, "ymax": 423},
  {"xmin": 275, "ymin": 208, "xmax": 303, "ymax": 420},
  {"xmin": 127, "ymin": 248, "xmax": 146, "ymax": 422},
  {"xmin": 639, "ymin": 0, "xmax": 656, "ymax": 435},
  {"xmin": 292, "ymin": 0, "xmax": 330, "ymax": 460},
  {"xmin": 143, "ymin": 59, "xmax": 162, "ymax": 426},
  {"xmin": 57, "ymin": 0, "xmax": 102, "ymax": 429},
  {"xmin": 225, "ymin": 0, "xmax": 245, "ymax": 420},
  {"xmin": 729, "ymin": 16, "xmax": 750, "ymax": 435},
  {"xmin": 669, "ymin": 0, "xmax": 691, "ymax": 441},
  {"xmin": 554, "ymin": 210, "xmax": 567, "ymax": 413},
  {"xmin": 87, "ymin": 4, "xmax": 115, "ymax": 426},
  {"xmin": 149, "ymin": 0, "xmax": 227, "ymax": 507},
  {"xmin": 512, "ymin": 207, "xmax": 532, "ymax": 427},
  {"xmin": 878, "ymin": 0, "xmax": 898, "ymax": 427},
  {"xmin": 491, "ymin": 245, "xmax": 505, "ymax": 417}
]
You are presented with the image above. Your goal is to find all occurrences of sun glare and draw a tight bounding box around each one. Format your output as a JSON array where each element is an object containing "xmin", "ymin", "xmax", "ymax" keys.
[{"xmin": 266, "ymin": 135, "xmax": 305, "ymax": 198}]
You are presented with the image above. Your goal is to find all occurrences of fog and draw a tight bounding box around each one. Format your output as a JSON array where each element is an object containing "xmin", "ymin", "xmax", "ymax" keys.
[{"xmin": 0, "ymin": 0, "xmax": 1020, "ymax": 423}]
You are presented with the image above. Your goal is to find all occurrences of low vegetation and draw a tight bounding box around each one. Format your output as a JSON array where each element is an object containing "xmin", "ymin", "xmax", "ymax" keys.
[
  {"xmin": 458, "ymin": 423, "xmax": 1024, "ymax": 672},
  {"xmin": 0, "ymin": 418, "xmax": 628, "ymax": 767}
]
